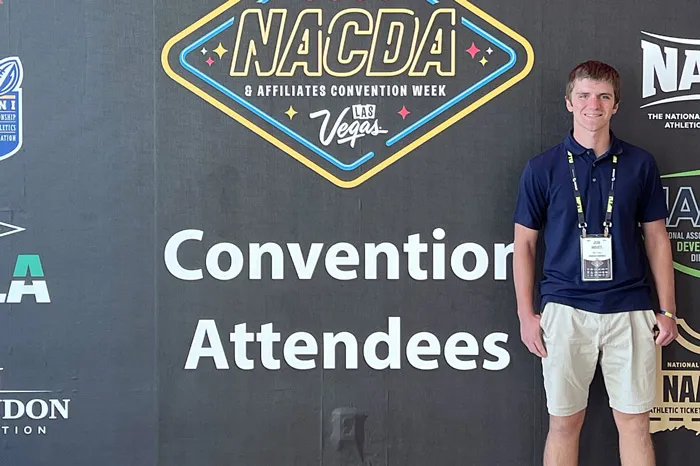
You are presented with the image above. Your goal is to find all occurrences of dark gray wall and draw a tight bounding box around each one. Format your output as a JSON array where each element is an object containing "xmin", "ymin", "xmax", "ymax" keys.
[{"xmin": 0, "ymin": 0, "xmax": 698, "ymax": 465}]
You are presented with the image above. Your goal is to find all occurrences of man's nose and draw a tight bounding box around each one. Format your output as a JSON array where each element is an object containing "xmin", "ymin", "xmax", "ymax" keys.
[{"xmin": 587, "ymin": 96, "xmax": 602, "ymax": 107}]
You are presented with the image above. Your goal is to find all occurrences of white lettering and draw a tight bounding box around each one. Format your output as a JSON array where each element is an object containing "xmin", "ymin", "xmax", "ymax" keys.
[
  {"xmin": 325, "ymin": 243, "xmax": 360, "ymax": 280},
  {"xmin": 451, "ymin": 243, "xmax": 488, "ymax": 280},
  {"xmin": 323, "ymin": 332, "xmax": 359, "ymax": 369},
  {"xmin": 6, "ymin": 280, "xmax": 50, "ymax": 303},
  {"xmin": 184, "ymin": 320, "xmax": 230, "ymax": 370},
  {"xmin": 406, "ymin": 332, "xmax": 441, "ymax": 370},
  {"xmin": 206, "ymin": 243, "xmax": 244, "ymax": 280},
  {"xmin": 642, "ymin": 40, "xmax": 678, "ymax": 98},
  {"xmin": 482, "ymin": 332, "xmax": 510, "ymax": 370},
  {"xmin": 164, "ymin": 229, "xmax": 203, "ymax": 280},
  {"xmin": 310, "ymin": 106, "xmax": 388, "ymax": 148},
  {"xmin": 364, "ymin": 316, "xmax": 401, "ymax": 369},
  {"xmin": 444, "ymin": 332, "xmax": 479, "ymax": 370},
  {"xmin": 284, "ymin": 332, "xmax": 318, "ymax": 370}
]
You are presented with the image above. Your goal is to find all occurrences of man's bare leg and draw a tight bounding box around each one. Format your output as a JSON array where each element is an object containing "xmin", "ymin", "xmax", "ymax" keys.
[
  {"xmin": 613, "ymin": 410, "xmax": 655, "ymax": 466},
  {"xmin": 544, "ymin": 410, "xmax": 585, "ymax": 466}
]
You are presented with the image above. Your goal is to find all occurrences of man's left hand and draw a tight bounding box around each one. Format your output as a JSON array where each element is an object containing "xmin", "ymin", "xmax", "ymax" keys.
[{"xmin": 655, "ymin": 313, "xmax": 679, "ymax": 346}]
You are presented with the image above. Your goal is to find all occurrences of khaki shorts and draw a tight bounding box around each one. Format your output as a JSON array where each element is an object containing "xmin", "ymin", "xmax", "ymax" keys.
[{"xmin": 540, "ymin": 302, "xmax": 657, "ymax": 417}]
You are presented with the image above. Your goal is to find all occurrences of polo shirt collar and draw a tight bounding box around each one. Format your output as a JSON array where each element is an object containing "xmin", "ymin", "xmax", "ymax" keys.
[{"xmin": 563, "ymin": 130, "xmax": 623, "ymax": 157}]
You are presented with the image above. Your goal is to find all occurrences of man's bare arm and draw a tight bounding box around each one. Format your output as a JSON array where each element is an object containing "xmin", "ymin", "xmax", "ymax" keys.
[
  {"xmin": 513, "ymin": 223, "xmax": 546, "ymax": 357},
  {"xmin": 642, "ymin": 219, "xmax": 678, "ymax": 346}
]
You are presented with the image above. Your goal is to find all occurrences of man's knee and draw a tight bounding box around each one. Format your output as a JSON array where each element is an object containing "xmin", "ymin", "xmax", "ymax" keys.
[
  {"xmin": 548, "ymin": 410, "xmax": 586, "ymax": 437},
  {"xmin": 613, "ymin": 410, "xmax": 650, "ymax": 436}
]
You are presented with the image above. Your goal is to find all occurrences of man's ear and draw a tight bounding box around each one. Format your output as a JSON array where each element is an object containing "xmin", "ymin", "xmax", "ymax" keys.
[{"xmin": 565, "ymin": 95, "xmax": 573, "ymax": 112}]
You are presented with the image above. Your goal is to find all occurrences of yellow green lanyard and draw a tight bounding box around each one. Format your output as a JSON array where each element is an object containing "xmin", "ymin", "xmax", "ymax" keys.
[{"xmin": 566, "ymin": 151, "xmax": 618, "ymax": 237}]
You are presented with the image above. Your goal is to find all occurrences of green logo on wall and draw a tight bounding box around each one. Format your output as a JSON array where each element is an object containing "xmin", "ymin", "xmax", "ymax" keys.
[
  {"xmin": 663, "ymin": 169, "xmax": 700, "ymax": 278},
  {"xmin": 0, "ymin": 254, "xmax": 50, "ymax": 304}
]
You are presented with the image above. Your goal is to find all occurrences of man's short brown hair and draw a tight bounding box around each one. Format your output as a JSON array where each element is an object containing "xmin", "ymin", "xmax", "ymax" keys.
[{"xmin": 566, "ymin": 61, "xmax": 620, "ymax": 105}]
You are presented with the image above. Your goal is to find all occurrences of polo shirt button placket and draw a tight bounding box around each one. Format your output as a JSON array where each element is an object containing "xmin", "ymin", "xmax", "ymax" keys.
[{"xmin": 591, "ymin": 154, "xmax": 597, "ymax": 183}]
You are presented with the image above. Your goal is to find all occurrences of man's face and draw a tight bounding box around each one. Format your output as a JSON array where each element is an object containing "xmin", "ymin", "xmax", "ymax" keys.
[{"xmin": 565, "ymin": 78, "xmax": 618, "ymax": 133}]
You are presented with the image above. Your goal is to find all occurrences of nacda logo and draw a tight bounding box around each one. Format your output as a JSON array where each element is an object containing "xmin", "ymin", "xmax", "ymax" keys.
[
  {"xmin": 162, "ymin": 0, "xmax": 533, "ymax": 188},
  {"xmin": 0, "ymin": 368, "xmax": 70, "ymax": 437},
  {"xmin": 641, "ymin": 32, "xmax": 700, "ymax": 129},
  {"xmin": 662, "ymin": 170, "xmax": 700, "ymax": 278},
  {"xmin": 0, "ymin": 57, "xmax": 23, "ymax": 162},
  {"xmin": 0, "ymin": 255, "xmax": 50, "ymax": 304}
]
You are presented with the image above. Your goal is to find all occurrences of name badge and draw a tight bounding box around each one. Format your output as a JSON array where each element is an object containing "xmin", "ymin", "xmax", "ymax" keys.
[{"xmin": 580, "ymin": 235, "xmax": 613, "ymax": 281}]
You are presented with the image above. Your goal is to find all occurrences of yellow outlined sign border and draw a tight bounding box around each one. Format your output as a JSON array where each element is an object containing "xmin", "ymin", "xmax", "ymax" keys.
[{"xmin": 161, "ymin": 0, "xmax": 535, "ymax": 188}]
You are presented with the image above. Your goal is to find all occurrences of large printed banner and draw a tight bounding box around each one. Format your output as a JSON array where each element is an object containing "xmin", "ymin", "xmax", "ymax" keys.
[
  {"xmin": 642, "ymin": 30, "xmax": 700, "ymax": 436},
  {"xmin": 0, "ymin": 0, "xmax": 699, "ymax": 464}
]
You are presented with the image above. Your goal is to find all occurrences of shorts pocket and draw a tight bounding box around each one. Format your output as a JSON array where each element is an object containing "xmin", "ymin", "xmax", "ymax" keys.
[
  {"xmin": 644, "ymin": 310, "xmax": 657, "ymax": 332},
  {"xmin": 539, "ymin": 304, "xmax": 554, "ymax": 332}
]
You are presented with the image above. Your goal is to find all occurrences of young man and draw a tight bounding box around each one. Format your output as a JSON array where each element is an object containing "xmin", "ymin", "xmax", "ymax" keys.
[{"xmin": 513, "ymin": 61, "xmax": 679, "ymax": 466}]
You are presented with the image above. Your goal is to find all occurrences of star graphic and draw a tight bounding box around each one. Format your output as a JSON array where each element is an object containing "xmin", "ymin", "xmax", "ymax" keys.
[
  {"xmin": 479, "ymin": 56, "xmax": 488, "ymax": 66},
  {"xmin": 284, "ymin": 106, "xmax": 298, "ymax": 120},
  {"xmin": 213, "ymin": 42, "xmax": 229, "ymax": 59},
  {"xmin": 486, "ymin": 47, "xmax": 493, "ymax": 55},
  {"xmin": 200, "ymin": 47, "xmax": 207, "ymax": 55},
  {"xmin": 397, "ymin": 105, "xmax": 411, "ymax": 120},
  {"xmin": 465, "ymin": 42, "xmax": 480, "ymax": 59},
  {"xmin": 206, "ymin": 57, "xmax": 215, "ymax": 67}
]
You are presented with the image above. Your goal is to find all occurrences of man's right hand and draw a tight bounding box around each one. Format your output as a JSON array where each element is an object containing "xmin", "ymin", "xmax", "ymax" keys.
[{"xmin": 519, "ymin": 312, "xmax": 547, "ymax": 358}]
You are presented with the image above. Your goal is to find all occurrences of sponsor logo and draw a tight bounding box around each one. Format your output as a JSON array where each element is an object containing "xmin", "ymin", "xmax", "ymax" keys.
[
  {"xmin": 654, "ymin": 171, "xmax": 700, "ymax": 434},
  {"xmin": 162, "ymin": 0, "xmax": 534, "ymax": 187},
  {"xmin": 641, "ymin": 32, "xmax": 700, "ymax": 129},
  {"xmin": 0, "ymin": 368, "xmax": 70, "ymax": 436},
  {"xmin": 0, "ymin": 57, "xmax": 23, "ymax": 162},
  {"xmin": 662, "ymin": 170, "xmax": 700, "ymax": 278},
  {"xmin": 651, "ymin": 319, "xmax": 700, "ymax": 435},
  {"xmin": 0, "ymin": 255, "xmax": 51, "ymax": 304}
]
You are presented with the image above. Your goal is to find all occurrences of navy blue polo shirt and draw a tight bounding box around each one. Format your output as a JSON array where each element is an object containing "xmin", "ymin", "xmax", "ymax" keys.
[{"xmin": 514, "ymin": 131, "xmax": 668, "ymax": 314}]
